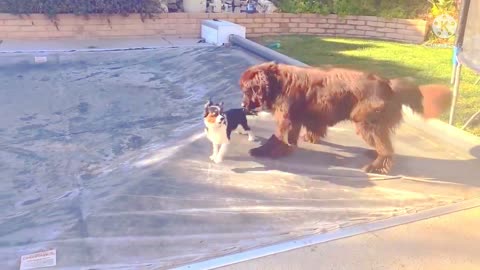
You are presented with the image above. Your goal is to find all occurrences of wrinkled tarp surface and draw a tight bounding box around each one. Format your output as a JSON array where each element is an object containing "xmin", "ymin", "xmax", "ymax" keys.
[{"xmin": 0, "ymin": 47, "xmax": 479, "ymax": 270}]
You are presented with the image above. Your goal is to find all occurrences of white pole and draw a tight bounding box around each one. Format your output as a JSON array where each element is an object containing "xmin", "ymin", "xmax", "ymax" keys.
[
  {"xmin": 450, "ymin": 62, "xmax": 458, "ymax": 84},
  {"xmin": 450, "ymin": 47, "xmax": 459, "ymax": 84},
  {"xmin": 449, "ymin": 64, "xmax": 462, "ymax": 125}
]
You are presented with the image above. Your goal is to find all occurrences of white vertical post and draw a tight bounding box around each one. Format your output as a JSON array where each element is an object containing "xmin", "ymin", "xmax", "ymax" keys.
[{"xmin": 449, "ymin": 64, "xmax": 462, "ymax": 125}]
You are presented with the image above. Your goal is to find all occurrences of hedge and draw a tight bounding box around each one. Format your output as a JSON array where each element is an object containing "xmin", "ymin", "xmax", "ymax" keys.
[
  {"xmin": 0, "ymin": 0, "xmax": 165, "ymax": 20},
  {"xmin": 0, "ymin": 0, "xmax": 457, "ymax": 24},
  {"xmin": 274, "ymin": 0, "xmax": 432, "ymax": 19}
]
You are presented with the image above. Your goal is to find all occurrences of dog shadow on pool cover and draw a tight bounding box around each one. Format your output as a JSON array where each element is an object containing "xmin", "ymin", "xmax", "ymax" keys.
[
  {"xmin": 231, "ymin": 136, "xmax": 480, "ymax": 188},
  {"xmin": 230, "ymin": 136, "xmax": 375, "ymax": 188}
]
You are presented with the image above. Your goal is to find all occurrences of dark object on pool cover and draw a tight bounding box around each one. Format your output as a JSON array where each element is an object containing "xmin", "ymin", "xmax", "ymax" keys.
[{"xmin": 249, "ymin": 134, "xmax": 293, "ymax": 158}]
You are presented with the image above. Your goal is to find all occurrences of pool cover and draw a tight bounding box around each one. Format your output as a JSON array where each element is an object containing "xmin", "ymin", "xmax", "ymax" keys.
[{"xmin": 0, "ymin": 46, "xmax": 479, "ymax": 270}]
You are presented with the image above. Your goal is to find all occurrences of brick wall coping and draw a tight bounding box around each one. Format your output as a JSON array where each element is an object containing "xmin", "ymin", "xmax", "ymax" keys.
[{"xmin": 0, "ymin": 13, "xmax": 428, "ymax": 44}]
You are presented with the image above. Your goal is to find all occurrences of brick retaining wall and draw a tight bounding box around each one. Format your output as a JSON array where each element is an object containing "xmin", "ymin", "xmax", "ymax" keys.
[{"xmin": 0, "ymin": 13, "xmax": 427, "ymax": 44}]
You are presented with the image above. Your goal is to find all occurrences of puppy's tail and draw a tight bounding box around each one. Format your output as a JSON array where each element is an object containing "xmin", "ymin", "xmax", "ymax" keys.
[{"xmin": 390, "ymin": 77, "xmax": 452, "ymax": 119}]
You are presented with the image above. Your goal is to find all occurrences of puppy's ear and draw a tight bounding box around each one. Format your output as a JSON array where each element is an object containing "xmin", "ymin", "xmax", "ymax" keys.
[
  {"xmin": 204, "ymin": 99, "xmax": 212, "ymax": 118},
  {"xmin": 205, "ymin": 99, "xmax": 213, "ymax": 108},
  {"xmin": 218, "ymin": 101, "xmax": 224, "ymax": 108}
]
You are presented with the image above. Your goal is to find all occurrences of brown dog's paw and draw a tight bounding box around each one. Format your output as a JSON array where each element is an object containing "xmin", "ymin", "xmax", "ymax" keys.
[
  {"xmin": 302, "ymin": 132, "xmax": 319, "ymax": 144},
  {"xmin": 362, "ymin": 156, "xmax": 393, "ymax": 174}
]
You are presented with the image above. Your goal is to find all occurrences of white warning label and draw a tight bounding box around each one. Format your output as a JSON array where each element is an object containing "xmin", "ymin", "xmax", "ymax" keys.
[
  {"xmin": 34, "ymin": 56, "xmax": 48, "ymax": 64},
  {"xmin": 20, "ymin": 249, "xmax": 56, "ymax": 270}
]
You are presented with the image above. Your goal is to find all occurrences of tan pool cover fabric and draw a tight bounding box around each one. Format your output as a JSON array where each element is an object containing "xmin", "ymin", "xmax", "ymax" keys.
[{"xmin": 0, "ymin": 47, "xmax": 479, "ymax": 269}]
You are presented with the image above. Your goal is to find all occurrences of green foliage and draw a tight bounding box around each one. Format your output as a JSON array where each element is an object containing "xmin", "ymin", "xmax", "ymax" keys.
[
  {"xmin": 375, "ymin": 0, "xmax": 430, "ymax": 19},
  {"xmin": 275, "ymin": 0, "xmax": 456, "ymax": 19},
  {"xmin": 276, "ymin": 0, "xmax": 459, "ymax": 44},
  {"xmin": 276, "ymin": 0, "xmax": 431, "ymax": 19},
  {"xmin": 425, "ymin": 0, "xmax": 458, "ymax": 44},
  {"xmin": 0, "ymin": 0, "xmax": 165, "ymax": 20},
  {"xmin": 275, "ymin": 0, "xmax": 329, "ymax": 14},
  {"xmin": 428, "ymin": 0, "xmax": 457, "ymax": 16}
]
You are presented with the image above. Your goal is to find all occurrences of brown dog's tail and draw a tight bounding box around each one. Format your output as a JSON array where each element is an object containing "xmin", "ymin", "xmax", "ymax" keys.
[
  {"xmin": 418, "ymin": 84, "xmax": 453, "ymax": 119},
  {"xmin": 390, "ymin": 77, "xmax": 452, "ymax": 119}
]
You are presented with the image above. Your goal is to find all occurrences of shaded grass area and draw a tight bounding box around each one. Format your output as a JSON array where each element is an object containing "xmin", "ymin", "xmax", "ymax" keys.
[{"xmin": 251, "ymin": 35, "xmax": 480, "ymax": 136}]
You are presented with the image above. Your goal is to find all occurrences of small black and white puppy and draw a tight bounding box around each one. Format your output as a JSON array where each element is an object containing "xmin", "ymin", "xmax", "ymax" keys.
[{"xmin": 203, "ymin": 100, "xmax": 256, "ymax": 163}]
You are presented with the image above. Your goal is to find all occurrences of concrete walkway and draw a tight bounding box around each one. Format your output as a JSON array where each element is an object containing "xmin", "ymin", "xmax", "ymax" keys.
[
  {"xmin": 220, "ymin": 206, "xmax": 480, "ymax": 270},
  {"xmin": 0, "ymin": 37, "xmax": 209, "ymax": 53}
]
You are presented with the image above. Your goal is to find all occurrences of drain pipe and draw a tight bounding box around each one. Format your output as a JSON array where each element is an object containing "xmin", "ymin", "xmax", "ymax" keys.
[{"xmin": 229, "ymin": 34, "xmax": 309, "ymax": 67}]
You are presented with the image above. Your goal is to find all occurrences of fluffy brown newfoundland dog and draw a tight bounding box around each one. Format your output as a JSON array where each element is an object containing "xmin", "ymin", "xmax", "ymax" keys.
[{"xmin": 239, "ymin": 62, "xmax": 452, "ymax": 174}]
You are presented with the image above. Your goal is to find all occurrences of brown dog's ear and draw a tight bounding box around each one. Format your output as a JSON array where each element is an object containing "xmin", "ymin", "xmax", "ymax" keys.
[
  {"xmin": 239, "ymin": 62, "xmax": 280, "ymax": 110},
  {"xmin": 240, "ymin": 62, "xmax": 278, "ymax": 86},
  {"xmin": 242, "ymin": 62, "xmax": 278, "ymax": 89},
  {"xmin": 258, "ymin": 62, "xmax": 280, "ymax": 105},
  {"xmin": 256, "ymin": 61, "xmax": 278, "ymax": 75}
]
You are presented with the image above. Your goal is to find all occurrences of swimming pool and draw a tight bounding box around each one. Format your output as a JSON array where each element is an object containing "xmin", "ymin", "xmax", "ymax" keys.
[{"xmin": 1, "ymin": 45, "xmax": 479, "ymax": 270}]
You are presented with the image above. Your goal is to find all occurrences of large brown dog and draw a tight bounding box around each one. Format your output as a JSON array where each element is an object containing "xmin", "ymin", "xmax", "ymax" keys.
[{"xmin": 239, "ymin": 62, "xmax": 452, "ymax": 174}]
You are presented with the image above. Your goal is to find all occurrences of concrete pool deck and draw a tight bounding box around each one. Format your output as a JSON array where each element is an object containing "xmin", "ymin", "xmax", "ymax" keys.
[
  {"xmin": 218, "ymin": 205, "xmax": 480, "ymax": 270},
  {"xmin": 0, "ymin": 40, "xmax": 479, "ymax": 270},
  {"xmin": 0, "ymin": 37, "xmax": 209, "ymax": 53}
]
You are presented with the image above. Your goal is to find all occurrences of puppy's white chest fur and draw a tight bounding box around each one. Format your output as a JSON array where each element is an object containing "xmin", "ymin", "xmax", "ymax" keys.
[
  {"xmin": 203, "ymin": 102, "xmax": 255, "ymax": 164},
  {"xmin": 204, "ymin": 120, "xmax": 229, "ymax": 145}
]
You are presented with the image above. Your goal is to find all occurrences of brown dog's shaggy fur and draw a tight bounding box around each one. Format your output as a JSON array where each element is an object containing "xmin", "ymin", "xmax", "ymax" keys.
[{"xmin": 239, "ymin": 62, "xmax": 452, "ymax": 174}]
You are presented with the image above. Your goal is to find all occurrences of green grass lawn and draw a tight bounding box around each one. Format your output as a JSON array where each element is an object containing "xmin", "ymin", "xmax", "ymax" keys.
[{"xmin": 252, "ymin": 35, "xmax": 480, "ymax": 136}]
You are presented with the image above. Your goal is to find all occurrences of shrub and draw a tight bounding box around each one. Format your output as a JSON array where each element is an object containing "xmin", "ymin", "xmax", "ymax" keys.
[
  {"xmin": 0, "ymin": 0, "xmax": 165, "ymax": 20},
  {"xmin": 275, "ymin": 0, "xmax": 461, "ymax": 44},
  {"xmin": 428, "ymin": 0, "xmax": 457, "ymax": 17},
  {"xmin": 276, "ymin": 0, "xmax": 431, "ymax": 19}
]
